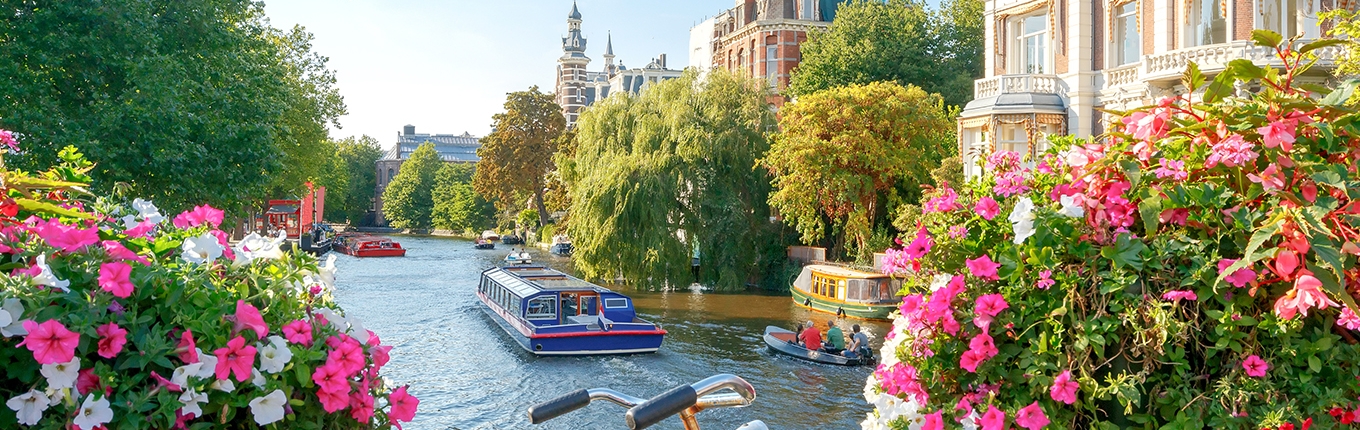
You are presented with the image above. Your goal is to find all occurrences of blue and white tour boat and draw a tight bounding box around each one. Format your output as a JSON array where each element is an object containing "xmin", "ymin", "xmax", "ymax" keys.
[{"xmin": 476, "ymin": 265, "xmax": 667, "ymax": 355}]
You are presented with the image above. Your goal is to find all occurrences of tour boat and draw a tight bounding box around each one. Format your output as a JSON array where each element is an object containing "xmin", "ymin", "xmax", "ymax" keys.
[
  {"xmin": 790, "ymin": 264, "xmax": 900, "ymax": 320},
  {"xmin": 762, "ymin": 326, "xmax": 872, "ymax": 366},
  {"xmin": 476, "ymin": 265, "xmax": 666, "ymax": 355},
  {"xmin": 474, "ymin": 238, "xmax": 495, "ymax": 250},
  {"xmin": 504, "ymin": 251, "xmax": 532, "ymax": 264},
  {"xmin": 333, "ymin": 234, "xmax": 407, "ymax": 258}
]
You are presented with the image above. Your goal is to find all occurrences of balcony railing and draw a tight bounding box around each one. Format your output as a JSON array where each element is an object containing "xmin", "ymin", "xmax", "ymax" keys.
[
  {"xmin": 973, "ymin": 74, "xmax": 1066, "ymax": 99},
  {"xmin": 1141, "ymin": 39, "xmax": 1345, "ymax": 82},
  {"xmin": 1102, "ymin": 64, "xmax": 1140, "ymax": 88}
]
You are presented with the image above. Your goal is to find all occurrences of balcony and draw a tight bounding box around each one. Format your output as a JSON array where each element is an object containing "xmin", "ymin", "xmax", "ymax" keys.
[
  {"xmin": 973, "ymin": 74, "xmax": 1066, "ymax": 99},
  {"xmin": 1140, "ymin": 39, "xmax": 1344, "ymax": 83}
]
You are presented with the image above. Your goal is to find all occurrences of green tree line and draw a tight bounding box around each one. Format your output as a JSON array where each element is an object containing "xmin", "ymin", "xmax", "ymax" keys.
[{"xmin": 381, "ymin": 143, "xmax": 495, "ymax": 232}]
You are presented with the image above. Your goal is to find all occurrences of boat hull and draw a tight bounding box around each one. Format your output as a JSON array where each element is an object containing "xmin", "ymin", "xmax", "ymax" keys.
[
  {"xmin": 762, "ymin": 326, "xmax": 869, "ymax": 366},
  {"xmin": 334, "ymin": 244, "xmax": 406, "ymax": 258},
  {"xmin": 478, "ymin": 292, "xmax": 664, "ymax": 356},
  {"xmin": 474, "ymin": 243, "xmax": 495, "ymax": 250},
  {"xmin": 790, "ymin": 288, "xmax": 895, "ymax": 320}
]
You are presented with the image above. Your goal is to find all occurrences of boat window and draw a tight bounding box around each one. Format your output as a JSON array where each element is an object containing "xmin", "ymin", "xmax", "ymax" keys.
[
  {"xmin": 561, "ymin": 293, "xmax": 579, "ymax": 317},
  {"xmin": 526, "ymin": 297, "xmax": 557, "ymax": 319},
  {"xmin": 582, "ymin": 296, "xmax": 597, "ymax": 316},
  {"xmin": 604, "ymin": 298, "xmax": 629, "ymax": 309}
]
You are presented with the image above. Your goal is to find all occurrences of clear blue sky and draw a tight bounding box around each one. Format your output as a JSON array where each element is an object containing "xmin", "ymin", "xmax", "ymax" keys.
[{"xmin": 261, "ymin": 0, "xmax": 734, "ymax": 144}]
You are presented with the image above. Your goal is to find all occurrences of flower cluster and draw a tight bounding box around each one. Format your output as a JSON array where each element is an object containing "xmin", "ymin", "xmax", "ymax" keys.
[
  {"xmin": 0, "ymin": 143, "xmax": 418, "ymax": 428},
  {"xmin": 863, "ymin": 33, "xmax": 1360, "ymax": 429}
]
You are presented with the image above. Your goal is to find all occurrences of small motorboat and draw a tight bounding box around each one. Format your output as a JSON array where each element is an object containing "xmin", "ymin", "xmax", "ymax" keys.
[
  {"xmin": 333, "ymin": 234, "xmax": 407, "ymax": 258},
  {"xmin": 762, "ymin": 326, "xmax": 872, "ymax": 366},
  {"xmin": 549, "ymin": 242, "xmax": 573, "ymax": 257},
  {"xmin": 474, "ymin": 238, "xmax": 495, "ymax": 250},
  {"xmin": 298, "ymin": 223, "xmax": 335, "ymax": 256},
  {"xmin": 504, "ymin": 251, "xmax": 533, "ymax": 265},
  {"xmin": 502, "ymin": 234, "xmax": 524, "ymax": 245},
  {"xmin": 481, "ymin": 230, "xmax": 501, "ymax": 241}
]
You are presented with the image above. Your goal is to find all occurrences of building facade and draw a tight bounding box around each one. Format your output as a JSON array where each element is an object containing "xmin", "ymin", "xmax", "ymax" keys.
[
  {"xmin": 692, "ymin": 0, "xmax": 851, "ymax": 94},
  {"xmin": 960, "ymin": 0, "xmax": 1348, "ymax": 178},
  {"xmin": 554, "ymin": 2, "xmax": 683, "ymax": 128},
  {"xmin": 373, "ymin": 125, "xmax": 481, "ymax": 226}
]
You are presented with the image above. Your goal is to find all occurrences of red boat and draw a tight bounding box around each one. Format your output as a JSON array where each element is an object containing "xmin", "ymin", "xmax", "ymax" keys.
[{"xmin": 334, "ymin": 234, "xmax": 406, "ymax": 257}]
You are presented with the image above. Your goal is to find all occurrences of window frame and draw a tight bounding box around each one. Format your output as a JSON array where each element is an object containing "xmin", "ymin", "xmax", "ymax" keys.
[
  {"xmin": 526, "ymin": 296, "xmax": 557, "ymax": 320},
  {"xmin": 1111, "ymin": 2, "xmax": 1141, "ymax": 67},
  {"xmin": 1010, "ymin": 12, "xmax": 1051, "ymax": 74},
  {"xmin": 604, "ymin": 298, "xmax": 629, "ymax": 309},
  {"xmin": 1185, "ymin": 0, "xmax": 1227, "ymax": 48}
]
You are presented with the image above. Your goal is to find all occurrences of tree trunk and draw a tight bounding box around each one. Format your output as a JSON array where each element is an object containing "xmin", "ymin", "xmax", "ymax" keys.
[{"xmin": 533, "ymin": 185, "xmax": 550, "ymax": 229}]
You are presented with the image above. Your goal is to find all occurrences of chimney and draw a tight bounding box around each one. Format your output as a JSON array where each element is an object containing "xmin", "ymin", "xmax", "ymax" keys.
[
  {"xmin": 659, "ymin": 54, "xmax": 667, "ymax": 69},
  {"xmin": 403, "ymin": 125, "xmax": 415, "ymax": 136}
]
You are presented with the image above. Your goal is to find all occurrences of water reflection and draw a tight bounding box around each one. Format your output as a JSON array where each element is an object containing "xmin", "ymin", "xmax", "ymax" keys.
[{"xmin": 331, "ymin": 235, "xmax": 888, "ymax": 429}]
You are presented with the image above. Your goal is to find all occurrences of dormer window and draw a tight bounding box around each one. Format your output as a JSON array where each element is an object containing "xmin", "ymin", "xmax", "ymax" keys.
[
  {"xmin": 1011, "ymin": 13, "xmax": 1049, "ymax": 74},
  {"xmin": 1186, "ymin": 0, "xmax": 1226, "ymax": 47}
]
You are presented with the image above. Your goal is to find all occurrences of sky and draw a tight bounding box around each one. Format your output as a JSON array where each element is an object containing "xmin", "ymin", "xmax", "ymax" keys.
[{"xmin": 260, "ymin": 0, "xmax": 736, "ymax": 146}]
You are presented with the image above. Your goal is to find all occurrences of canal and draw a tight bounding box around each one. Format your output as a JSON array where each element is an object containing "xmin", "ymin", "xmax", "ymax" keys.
[{"xmin": 331, "ymin": 235, "xmax": 890, "ymax": 429}]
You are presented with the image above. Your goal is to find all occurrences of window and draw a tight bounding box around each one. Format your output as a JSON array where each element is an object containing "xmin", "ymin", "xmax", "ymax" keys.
[
  {"xmin": 801, "ymin": 0, "xmax": 815, "ymax": 19},
  {"xmin": 1113, "ymin": 2, "xmax": 1141, "ymax": 66},
  {"xmin": 387, "ymin": 169, "xmax": 394, "ymax": 181},
  {"xmin": 604, "ymin": 298, "xmax": 629, "ymax": 309},
  {"xmin": 1013, "ymin": 14, "xmax": 1048, "ymax": 74},
  {"xmin": 528, "ymin": 297, "xmax": 556, "ymax": 319},
  {"xmin": 1261, "ymin": 0, "xmax": 1298, "ymax": 38},
  {"xmin": 766, "ymin": 44, "xmax": 778, "ymax": 88},
  {"xmin": 1187, "ymin": 0, "xmax": 1226, "ymax": 47}
]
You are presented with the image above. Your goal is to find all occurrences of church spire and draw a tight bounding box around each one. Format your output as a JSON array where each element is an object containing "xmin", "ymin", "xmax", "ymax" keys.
[
  {"xmin": 605, "ymin": 32, "xmax": 614, "ymax": 57},
  {"xmin": 569, "ymin": 1, "xmax": 582, "ymax": 20}
]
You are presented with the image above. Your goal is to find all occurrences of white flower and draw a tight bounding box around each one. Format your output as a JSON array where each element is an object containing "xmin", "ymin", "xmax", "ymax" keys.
[
  {"xmin": 1059, "ymin": 194, "xmax": 1085, "ymax": 218},
  {"xmin": 72, "ymin": 394, "xmax": 113, "ymax": 430},
  {"xmin": 178, "ymin": 388, "xmax": 208, "ymax": 418},
  {"xmin": 210, "ymin": 378, "xmax": 235, "ymax": 393},
  {"xmin": 315, "ymin": 308, "xmax": 370, "ymax": 343},
  {"xmin": 43, "ymin": 386, "xmax": 66, "ymax": 406},
  {"xmin": 1008, "ymin": 196, "xmax": 1036, "ymax": 245},
  {"xmin": 41, "ymin": 357, "xmax": 80, "ymax": 390},
  {"xmin": 318, "ymin": 253, "xmax": 337, "ymax": 290},
  {"xmin": 31, "ymin": 255, "xmax": 70, "ymax": 292},
  {"xmin": 181, "ymin": 232, "xmax": 225, "ymax": 264},
  {"xmin": 194, "ymin": 349, "xmax": 218, "ymax": 379},
  {"xmin": 233, "ymin": 231, "xmax": 286, "ymax": 267},
  {"xmin": 171, "ymin": 362, "xmax": 203, "ymax": 388},
  {"xmin": 257, "ymin": 336, "xmax": 292, "ymax": 374},
  {"xmin": 960, "ymin": 409, "xmax": 982, "ymax": 430},
  {"xmin": 927, "ymin": 274, "xmax": 952, "ymax": 292},
  {"xmin": 248, "ymin": 389, "xmax": 287, "ymax": 426},
  {"xmin": 121, "ymin": 215, "xmax": 139, "ymax": 230},
  {"xmin": 132, "ymin": 198, "xmax": 164, "ymax": 225},
  {"xmin": 0, "ymin": 298, "xmax": 25, "ymax": 337},
  {"xmin": 6, "ymin": 390, "xmax": 50, "ymax": 425},
  {"xmin": 346, "ymin": 316, "xmax": 370, "ymax": 344},
  {"xmin": 251, "ymin": 368, "xmax": 267, "ymax": 388}
]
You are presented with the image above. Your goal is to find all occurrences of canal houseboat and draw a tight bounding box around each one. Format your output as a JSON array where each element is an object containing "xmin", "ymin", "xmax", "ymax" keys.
[
  {"xmin": 334, "ymin": 234, "xmax": 407, "ymax": 258},
  {"xmin": 477, "ymin": 265, "xmax": 666, "ymax": 355},
  {"xmin": 790, "ymin": 265, "xmax": 900, "ymax": 320}
]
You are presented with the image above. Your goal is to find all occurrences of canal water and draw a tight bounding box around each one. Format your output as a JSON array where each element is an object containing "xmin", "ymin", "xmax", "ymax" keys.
[{"xmin": 331, "ymin": 235, "xmax": 889, "ymax": 430}]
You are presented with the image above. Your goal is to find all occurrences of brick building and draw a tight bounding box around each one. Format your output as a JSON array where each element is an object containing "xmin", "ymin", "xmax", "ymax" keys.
[
  {"xmin": 554, "ymin": 2, "xmax": 682, "ymax": 129},
  {"xmin": 692, "ymin": 0, "xmax": 852, "ymax": 98},
  {"xmin": 373, "ymin": 125, "xmax": 481, "ymax": 226}
]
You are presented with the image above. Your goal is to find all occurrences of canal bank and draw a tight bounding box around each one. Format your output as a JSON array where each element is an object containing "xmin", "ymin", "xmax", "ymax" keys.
[{"xmin": 329, "ymin": 235, "xmax": 888, "ymax": 429}]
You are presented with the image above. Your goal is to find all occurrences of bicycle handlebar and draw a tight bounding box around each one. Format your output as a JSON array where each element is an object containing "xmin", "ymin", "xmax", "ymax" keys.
[
  {"xmin": 625, "ymin": 374, "xmax": 757, "ymax": 430},
  {"xmin": 527, "ymin": 388, "xmax": 646, "ymax": 424}
]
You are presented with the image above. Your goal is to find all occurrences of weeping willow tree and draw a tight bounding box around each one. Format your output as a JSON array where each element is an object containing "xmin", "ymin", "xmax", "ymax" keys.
[{"xmin": 564, "ymin": 70, "xmax": 778, "ymax": 291}]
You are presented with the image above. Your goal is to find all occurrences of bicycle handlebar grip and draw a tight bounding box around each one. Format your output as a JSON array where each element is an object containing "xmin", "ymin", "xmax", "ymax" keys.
[
  {"xmin": 527, "ymin": 389, "xmax": 591, "ymax": 424},
  {"xmin": 625, "ymin": 384, "xmax": 698, "ymax": 430}
]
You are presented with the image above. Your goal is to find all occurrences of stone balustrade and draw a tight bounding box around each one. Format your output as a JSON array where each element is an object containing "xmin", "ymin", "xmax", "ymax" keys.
[
  {"xmin": 1141, "ymin": 39, "xmax": 1344, "ymax": 82},
  {"xmin": 973, "ymin": 74, "xmax": 1066, "ymax": 99}
]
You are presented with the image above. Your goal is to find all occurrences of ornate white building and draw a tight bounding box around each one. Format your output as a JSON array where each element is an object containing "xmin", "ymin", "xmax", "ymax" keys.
[
  {"xmin": 959, "ymin": 0, "xmax": 1350, "ymax": 178},
  {"xmin": 554, "ymin": 2, "xmax": 682, "ymax": 128}
]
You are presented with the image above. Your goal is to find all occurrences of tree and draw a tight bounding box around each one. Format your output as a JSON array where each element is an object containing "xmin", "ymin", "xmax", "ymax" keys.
[
  {"xmin": 565, "ymin": 70, "xmax": 779, "ymax": 291},
  {"xmin": 381, "ymin": 143, "xmax": 441, "ymax": 229},
  {"xmin": 787, "ymin": 0, "xmax": 984, "ymax": 109},
  {"xmin": 473, "ymin": 87, "xmax": 565, "ymax": 228},
  {"xmin": 322, "ymin": 135, "xmax": 383, "ymax": 224},
  {"xmin": 262, "ymin": 25, "xmax": 348, "ymax": 200},
  {"xmin": 764, "ymin": 81, "xmax": 955, "ymax": 259},
  {"xmin": 431, "ymin": 163, "xmax": 495, "ymax": 233}
]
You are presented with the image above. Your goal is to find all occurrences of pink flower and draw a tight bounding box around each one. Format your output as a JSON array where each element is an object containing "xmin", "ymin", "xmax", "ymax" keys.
[
  {"xmin": 212, "ymin": 336, "xmax": 257, "ymax": 382},
  {"xmin": 234, "ymin": 300, "xmax": 269, "ymax": 339},
  {"xmin": 178, "ymin": 330, "xmax": 198, "ymax": 363},
  {"xmin": 311, "ymin": 362, "xmax": 352, "ymax": 394},
  {"xmin": 880, "ymin": 248, "xmax": 912, "ymax": 276},
  {"xmin": 1274, "ymin": 250, "xmax": 1299, "ymax": 279},
  {"xmin": 979, "ymin": 404, "xmax": 1006, "ymax": 430},
  {"xmin": 33, "ymin": 219, "xmax": 100, "ymax": 253},
  {"xmin": 371, "ymin": 344, "xmax": 392, "ymax": 372},
  {"xmin": 98, "ymin": 262, "xmax": 135, "ymax": 298},
  {"xmin": 969, "ymin": 332, "xmax": 998, "ymax": 358},
  {"xmin": 316, "ymin": 383, "xmax": 350, "ymax": 413},
  {"xmin": 1273, "ymin": 272, "xmax": 1341, "ymax": 320},
  {"xmin": 1258, "ymin": 119, "xmax": 1297, "ymax": 152},
  {"xmin": 283, "ymin": 320, "xmax": 314, "ymax": 346},
  {"xmin": 966, "ymin": 255, "xmax": 1002, "ymax": 281},
  {"xmin": 1154, "ymin": 158, "xmax": 1189, "ymax": 181},
  {"xmin": 326, "ymin": 335, "xmax": 367, "ymax": 376},
  {"xmin": 0, "ymin": 129, "xmax": 18, "ymax": 152},
  {"xmin": 1050, "ymin": 370, "xmax": 1079, "ymax": 404},
  {"xmin": 101, "ymin": 240, "xmax": 149, "ymax": 265},
  {"xmin": 95, "ymin": 323, "xmax": 128, "ymax": 359},
  {"xmin": 923, "ymin": 187, "xmax": 962, "ymax": 213},
  {"xmin": 1159, "ymin": 208, "xmax": 1189, "ymax": 226},
  {"xmin": 1037, "ymin": 270, "xmax": 1055, "ymax": 289},
  {"xmin": 1126, "ymin": 109, "xmax": 1170, "ymax": 141},
  {"xmin": 17, "ymin": 319, "xmax": 80, "ymax": 364},
  {"xmin": 973, "ymin": 294, "xmax": 1009, "ymax": 329},
  {"xmin": 1247, "ymin": 163, "xmax": 1286, "ymax": 191},
  {"xmin": 1161, "ymin": 290, "xmax": 1198, "ymax": 302},
  {"xmin": 172, "ymin": 205, "xmax": 225, "ymax": 229},
  {"xmin": 1217, "ymin": 259, "xmax": 1257, "ymax": 288},
  {"xmin": 1205, "ymin": 134, "xmax": 1259, "ymax": 168},
  {"xmin": 151, "ymin": 370, "xmax": 182, "ymax": 392},
  {"xmin": 77, "ymin": 368, "xmax": 107, "ymax": 397},
  {"xmin": 900, "ymin": 294, "xmax": 924, "ymax": 316},
  {"xmin": 994, "ymin": 171, "xmax": 1030, "ymax": 197},
  {"xmin": 904, "ymin": 228, "xmax": 933, "ymax": 260},
  {"xmin": 350, "ymin": 390, "xmax": 376, "ymax": 423},
  {"xmin": 949, "ymin": 225, "xmax": 969, "ymax": 239},
  {"xmin": 975, "ymin": 197, "xmax": 1001, "ymax": 220},
  {"xmin": 1243, "ymin": 355, "xmax": 1269, "ymax": 378},
  {"xmin": 388, "ymin": 386, "xmax": 419, "ymax": 428},
  {"xmin": 922, "ymin": 411, "xmax": 944, "ymax": 430},
  {"xmin": 960, "ymin": 350, "xmax": 985, "ymax": 373},
  {"xmin": 124, "ymin": 221, "xmax": 156, "ymax": 239},
  {"xmin": 1339, "ymin": 307, "xmax": 1360, "ymax": 331},
  {"xmin": 986, "ymin": 151, "xmax": 1022, "ymax": 173},
  {"xmin": 1015, "ymin": 402, "xmax": 1050, "ymax": 430}
]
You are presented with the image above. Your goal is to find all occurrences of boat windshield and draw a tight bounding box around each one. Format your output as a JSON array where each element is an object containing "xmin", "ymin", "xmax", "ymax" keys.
[{"xmin": 560, "ymin": 293, "xmax": 579, "ymax": 317}]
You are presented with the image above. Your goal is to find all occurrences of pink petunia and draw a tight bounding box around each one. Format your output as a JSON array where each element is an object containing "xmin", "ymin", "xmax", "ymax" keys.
[
  {"xmin": 960, "ymin": 350, "xmax": 985, "ymax": 373},
  {"xmin": 17, "ymin": 319, "xmax": 80, "ymax": 364},
  {"xmin": 975, "ymin": 197, "xmax": 1001, "ymax": 221},
  {"xmin": 33, "ymin": 219, "xmax": 100, "ymax": 253},
  {"xmin": 311, "ymin": 361, "xmax": 352, "ymax": 394},
  {"xmin": 1037, "ymin": 270, "xmax": 1055, "ymax": 289},
  {"xmin": 972, "ymin": 294, "xmax": 1009, "ymax": 329},
  {"xmin": 101, "ymin": 240, "xmax": 150, "ymax": 265},
  {"xmin": 326, "ymin": 335, "xmax": 367, "ymax": 376},
  {"xmin": 233, "ymin": 300, "xmax": 269, "ymax": 339},
  {"xmin": 923, "ymin": 187, "xmax": 963, "ymax": 214},
  {"xmin": 124, "ymin": 220, "xmax": 156, "ymax": 239},
  {"xmin": 904, "ymin": 228, "xmax": 933, "ymax": 261},
  {"xmin": 388, "ymin": 386, "xmax": 419, "ymax": 429},
  {"xmin": 151, "ymin": 370, "xmax": 182, "ymax": 392},
  {"xmin": 178, "ymin": 330, "xmax": 198, "ymax": 364},
  {"xmin": 979, "ymin": 404, "xmax": 1006, "ymax": 430},
  {"xmin": 98, "ymin": 262, "xmax": 135, "ymax": 298},
  {"xmin": 1217, "ymin": 259, "xmax": 1257, "ymax": 288},
  {"xmin": 172, "ymin": 205, "xmax": 225, "ymax": 229},
  {"xmin": 212, "ymin": 336, "xmax": 257, "ymax": 382},
  {"xmin": 316, "ymin": 383, "xmax": 350, "ymax": 413},
  {"xmin": 95, "ymin": 323, "xmax": 128, "ymax": 359},
  {"xmin": 969, "ymin": 332, "xmax": 998, "ymax": 359},
  {"xmin": 1050, "ymin": 370, "xmax": 1079, "ymax": 404},
  {"xmin": 1243, "ymin": 355, "xmax": 1269, "ymax": 378},
  {"xmin": 1339, "ymin": 307, "xmax": 1360, "ymax": 331},
  {"xmin": 899, "ymin": 294, "xmax": 924, "ymax": 316},
  {"xmin": 283, "ymin": 320, "xmax": 314, "ymax": 346},
  {"xmin": 966, "ymin": 255, "xmax": 1002, "ymax": 281},
  {"xmin": 921, "ymin": 411, "xmax": 944, "ymax": 430},
  {"xmin": 350, "ymin": 390, "xmax": 376, "ymax": 423},
  {"xmin": 1015, "ymin": 402, "xmax": 1050, "ymax": 430},
  {"xmin": 1161, "ymin": 290, "xmax": 1198, "ymax": 302}
]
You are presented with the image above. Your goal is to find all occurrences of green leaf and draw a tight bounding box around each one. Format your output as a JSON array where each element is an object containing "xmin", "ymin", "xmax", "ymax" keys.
[
  {"xmin": 1182, "ymin": 62, "xmax": 1206, "ymax": 91},
  {"xmin": 1312, "ymin": 169, "xmax": 1346, "ymax": 189},
  {"xmin": 1101, "ymin": 233, "xmax": 1147, "ymax": 271},
  {"xmin": 1138, "ymin": 195, "xmax": 1163, "ymax": 234},
  {"xmin": 1251, "ymin": 30, "xmax": 1285, "ymax": 49},
  {"xmin": 15, "ymin": 198, "xmax": 93, "ymax": 219},
  {"xmin": 1298, "ymin": 38, "xmax": 1349, "ymax": 54},
  {"xmin": 1308, "ymin": 355, "xmax": 1322, "ymax": 373},
  {"xmin": 1226, "ymin": 59, "xmax": 1267, "ymax": 81},
  {"xmin": 1321, "ymin": 79, "xmax": 1360, "ymax": 107},
  {"xmin": 1203, "ymin": 65, "xmax": 1238, "ymax": 103},
  {"xmin": 1220, "ymin": 220, "xmax": 1281, "ymax": 280}
]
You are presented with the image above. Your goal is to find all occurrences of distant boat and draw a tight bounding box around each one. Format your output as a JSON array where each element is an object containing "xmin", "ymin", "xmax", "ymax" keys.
[
  {"xmin": 298, "ymin": 223, "xmax": 335, "ymax": 256},
  {"xmin": 474, "ymin": 238, "xmax": 495, "ymax": 250},
  {"xmin": 504, "ymin": 251, "xmax": 533, "ymax": 265},
  {"xmin": 334, "ymin": 233, "xmax": 406, "ymax": 258},
  {"xmin": 477, "ymin": 265, "xmax": 666, "ymax": 355},
  {"xmin": 790, "ymin": 265, "xmax": 900, "ymax": 320},
  {"xmin": 502, "ymin": 234, "xmax": 525, "ymax": 245},
  {"xmin": 549, "ymin": 242, "xmax": 573, "ymax": 257},
  {"xmin": 481, "ymin": 230, "xmax": 501, "ymax": 241},
  {"xmin": 762, "ymin": 326, "xmax": 872, "ymax": 366}
]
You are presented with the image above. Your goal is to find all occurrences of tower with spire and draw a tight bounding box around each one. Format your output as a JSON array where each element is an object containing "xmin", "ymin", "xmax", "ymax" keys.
[
  {"xmin": 603, "ymin": 33, "xmax": 617, "ymax": 78},
  {"xmin": 553, "ymin": 2, "xmax": 683, "ymax": 129},
  {"xmin": 555, "ymin": 1, "xmax": 591, "ymax": 127}
]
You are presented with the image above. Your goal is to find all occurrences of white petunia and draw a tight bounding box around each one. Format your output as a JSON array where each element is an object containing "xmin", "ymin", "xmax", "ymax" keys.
[
  {"xmin": 180, "ymin": 232, "xmax": 225, "ymax": 264},
  {"xmin": 41, "ymin": 357, "xmax": 80, "ymax": 390},
  {"xmin": 31, "ymin": 255, "xmax": 70, "ymax": 292},
  {"xmin": 318, "ymin": 253, "xmax": 337, "ymax": 290},
  {"xmin": 257, "ymin": 336, "xmax": 292, "ymax": 374},
  {"xmin": 251, "ymin": 368, "xmax": 266, "ymax": 388},
  {"xmin": 248, "ymin": 389, "xmax": 287, "ymax": 426},
  {"xmin": 194, "ymin": 348, "xmax": 218, "ymax": 379},
  {"xmin": 927, "ymin": 274, "xmax": 952, "ymax": 292},
  {"xmin": 960, "ymin": 409, "xmax": 982, "ymax": 430},
  {"xmin": 6, "ymin": 390, "xmax": 50, "ymax": 426},
  {"xmin": 210, "ymin": 378, "xmax": 235, "ymax": 393},
  {"xmin": 72, "ymin": 394, "xmax": 113, "ymax": 430},
  {"xmin": 178, "ymin": 388, "xmax": 208, "ymax": 418},
  {"xmin": 171, "ymin": 362, "xmax": 203, "ymax": 388},
  {"xmin": 43, "ymin": 386, "xmax": 65, "ymax": 406},
  {"xmin": 1059, "ymin": 194, "xmax": 1085, "ymax": 218},
  {"xmin": 131, "ymin": 198, "xmax": 165, "ymax": 225},
  {"xmin": 0, "ymin": 298, "xmax": 25, "ymax": 337},
  {"xmin": 233, "ymin": 231, "xmax": 287, "ymax": 267},
  {"xmin": 1008, "ymin": 196, "xmax": 1036, "ymax": 245}
]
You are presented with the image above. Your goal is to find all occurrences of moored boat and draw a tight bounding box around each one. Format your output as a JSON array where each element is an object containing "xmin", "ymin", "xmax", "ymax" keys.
[
  {"xmin": 790, "ymin": 265, "xmax": 900, "ymax": 320},
  {"xmin": 762, "ymin": 326, "xmax": 871, "ymax": 366},
  {"xmin": 502, "ymin": 234, "xmax": 524, "ymax": 245},
  {"xmin": 477, "ymin": 265, "xmax": 666, "ymax": 355},
  {"xmin": 474, "ymin": 238, "xmax": 495, "ymax": 250},
  {"xmin": 481, "ymin": 230, "xmax": 501, "ymax": 241},
  {"xmin": 333, "ymin": 233, "xmax": 407, "ymax": 257}
]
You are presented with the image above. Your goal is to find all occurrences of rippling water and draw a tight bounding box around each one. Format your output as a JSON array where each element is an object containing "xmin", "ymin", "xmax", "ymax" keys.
[{"xmin": 332, "ymin": 235, "xmax": 889, "ymax": 430}]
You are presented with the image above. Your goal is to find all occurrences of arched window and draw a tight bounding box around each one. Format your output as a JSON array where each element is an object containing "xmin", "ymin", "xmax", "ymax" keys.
[{"xmin": 388, "ymin": 168, "xmax": 394, "ymax": 180}]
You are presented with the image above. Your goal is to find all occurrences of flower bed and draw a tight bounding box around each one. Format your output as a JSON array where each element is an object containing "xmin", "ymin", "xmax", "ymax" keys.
[
  {"xmin": 865, "ymin": 33, "xmax": 1360, "ymax": 429},
  {"xmin": 0, "ymin": 145, "xmax": 417, "ymax": 428}
]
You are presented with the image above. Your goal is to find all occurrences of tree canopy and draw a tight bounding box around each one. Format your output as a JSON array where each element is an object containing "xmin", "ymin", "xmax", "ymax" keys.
[
  {"xmin": 322, "ymin": 135, "xmax": 383, "ymax": 225},
  {"xmin": 473, "ymin": 87, "xmax": 565, "ymax": 227},
  {"xmin": 381, "ymin": 143, "xmax": 442, "ymax": 230},
  {"xmin": 565, "ymin": 70, "xmax": 780, "ymax": 291},
  {"xmin": 764, "ymin": 81, "xmax": 955, "ymax": 259},
  {"xmin": 0, "ymin": 1, "xmax": 346, "ymax": 212},
  {"xmin": 432, "ymin": 163, "xmax": 495, "ymax": 233},
  {"xmin": 788, "ymin": 0, "xmax": 984, "ymax": 108}
]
